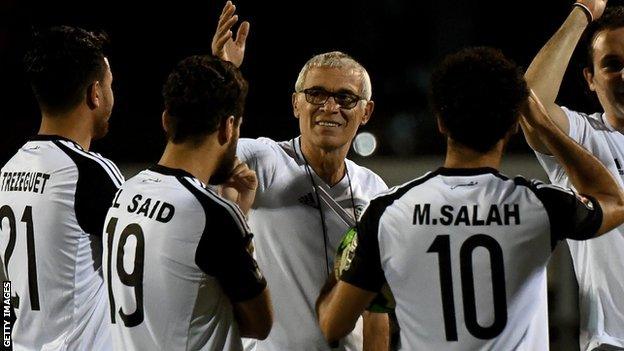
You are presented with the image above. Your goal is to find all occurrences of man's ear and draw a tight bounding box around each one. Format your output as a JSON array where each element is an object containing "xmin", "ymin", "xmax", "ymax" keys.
[
  {"xmin": 436, "ymin": 115, "xmax": 447, "ymax": 135},
  {"xmin": 86, "ymin": 81, "xmax": 101, "ymax": 110},
  {"xmin": 162, "ymin": 111, "xmax": 170, "ymax": 136},
  {"xmin": 218, "ymin": 115, "xmax": 235, "ymax": 145},
  {"xmin": 360, "ymin": 100, "xmax": 374, "ymax": 125},
  {"xmin": 583, "ymin": 67, "xmax": 596, "ymax": 92},
  {"xmin": 292, "ymin": 92, "xmax": 300, "ymax": 119}
]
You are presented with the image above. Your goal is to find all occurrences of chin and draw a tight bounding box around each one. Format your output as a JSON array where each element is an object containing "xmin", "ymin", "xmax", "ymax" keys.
[
  {"xmin": 93, "ymin": 123, "xmax": 109, "ymax": 140},
  {"xmin": 315, "ymin": 136, "xmax": 348, "ymax": 152}
]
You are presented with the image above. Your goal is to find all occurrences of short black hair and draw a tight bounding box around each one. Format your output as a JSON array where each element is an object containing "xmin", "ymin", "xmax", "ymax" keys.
[
  {"xmin": 24, "ymin": 26, "xmax": 109, "ymax": 114},
  {"xmin": 162, "ymin": 55, "xmax": 248, "ymax": 144},
  {"xmin": 585, "ymin": 6, "xmax": 624, "ymax": 72},
  {"xmin": 430, "ymin": 47, "xmax": 528, "ymax": 153}
]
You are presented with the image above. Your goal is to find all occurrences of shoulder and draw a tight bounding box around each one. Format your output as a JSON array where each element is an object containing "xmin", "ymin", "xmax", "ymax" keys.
[
  {"xmin": 512, "ymin": 175, "xmax": 571, "ymax": 195},
  {"xmin": 175, "ymin": 175, "xmax": 250, "ymax": 235},
  {"xmin": 365, "ymin": 171, "xmax": 437, "ymax": 215},
  {"xmin": 561, "ymin": 106, "xmax": 609, "ymax": 132},
  {"xmin": 237, "ymin": 137, "xmax": 283, "ymax": 163},
  {"xmin": 53, "ymin": 140, "xmax": 124, "ymax": 188},
  {"xmin": 238, "ymin": 137, "xmax": 281, "ymax": 154},
  {"xmin": 346, "ymin": 160, "xmax": 388, "ymax": 191}
]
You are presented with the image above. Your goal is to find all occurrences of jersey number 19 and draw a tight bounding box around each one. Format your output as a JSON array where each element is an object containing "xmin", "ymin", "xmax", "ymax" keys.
[{"xmin": 105, "ymin": 217, "xmax": 145, "ymax": 328}]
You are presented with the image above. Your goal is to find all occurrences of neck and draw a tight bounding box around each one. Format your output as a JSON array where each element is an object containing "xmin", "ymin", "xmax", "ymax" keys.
[
  {"xmin": 443, "ymin": 138, "xmax": 502, "ymax": 170},
  {"xmin": 158, "ymin": 138, "xmax": 220, "ymax": 184},
  {"xmin": 39, "ymin": 110, "xmax": 93, "ymax": 150},
  {"xmin": 300, "ymin": 138, "xmax": 348, "ymax": 186},
  {"xmin": 605, "ymin": 112, "xmax": 624, "ymax": 133}
]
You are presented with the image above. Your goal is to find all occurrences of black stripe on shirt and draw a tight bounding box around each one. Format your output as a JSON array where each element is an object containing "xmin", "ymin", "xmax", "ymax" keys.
[
  {"xmin": 53, "ymin": 140, "xmax": 120, "ymax": 236},
  {"xmin": 177, "ymin": 176, "xmax": 266, "ymax": 302}
]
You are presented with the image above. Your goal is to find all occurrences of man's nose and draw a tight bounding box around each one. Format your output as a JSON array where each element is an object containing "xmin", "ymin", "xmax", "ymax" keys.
[{"xmin": 320, "ymin": 96, "xmax": 341, "ymax": 111}]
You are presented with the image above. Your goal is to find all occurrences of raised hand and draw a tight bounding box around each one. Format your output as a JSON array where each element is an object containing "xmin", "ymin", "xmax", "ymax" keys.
[{"xmin": 212, "ymin": 1, "xmax": 250, "ymax": 68}]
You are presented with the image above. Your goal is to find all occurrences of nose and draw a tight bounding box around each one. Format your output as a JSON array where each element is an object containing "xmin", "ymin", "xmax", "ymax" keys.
[{"xmin": 320, "ymin": 96, "xmax": 341, "ymax": 112}]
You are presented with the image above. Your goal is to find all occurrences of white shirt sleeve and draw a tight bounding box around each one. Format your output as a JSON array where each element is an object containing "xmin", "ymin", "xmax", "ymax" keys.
[
  {"xmin": 534, "ymin": 106, "xmax": 618, "ymax": 187},
  {"xmin": 237, "ymin": 138, "xmax": 278, "ymax": 193}
]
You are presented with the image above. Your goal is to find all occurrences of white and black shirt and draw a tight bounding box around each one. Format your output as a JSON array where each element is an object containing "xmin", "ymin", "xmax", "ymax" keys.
[
  {"xmin": 103, "ymin": 165, "xmax": 266, "ymax": 351},
  {"xmin": 237, "ymin": 137, "xmax": 387, "ymax": 351},
  {"xmin": 535, "ymin": 107, "xmax": 624, "ymax": 350},
  {"xmin": 342, "ymin": 167, "xmax": 602, "ymax": 351},
  {"xmin": 0, "ymin": 135, "xmax": 124, "ymax": 351}
]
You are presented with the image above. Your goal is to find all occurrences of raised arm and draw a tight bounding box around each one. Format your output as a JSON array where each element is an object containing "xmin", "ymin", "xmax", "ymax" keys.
[
  {"xmin": 521, "ymin": 90, "xmax": 624, "ymax": 235},
  {"xmin": 211, "ymin": 1, "xmax": 249, "ymax": 68},
  {"xmin": 521, "ymin": 0, "xmax": 606, "ymax": 154}
]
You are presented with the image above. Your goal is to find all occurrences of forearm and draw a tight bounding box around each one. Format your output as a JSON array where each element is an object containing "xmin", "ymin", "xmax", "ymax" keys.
[
  {"xmin": 522, "ymin": 7, "xmax": 590, "ymax": 153},
  {"xmin": 234, "ymin": 288, "xmax": 273, "ymax": 340},
  {"xmin": 525, "ymin": 7, "xmax": 589, "ymax": 104},
  {"xmin": 363, "ymin": 311, "xmax": 389, "ymax": 351},
  {"xmin": 316, "ymin": 274, "xmax": 339, "ymax": 338}
]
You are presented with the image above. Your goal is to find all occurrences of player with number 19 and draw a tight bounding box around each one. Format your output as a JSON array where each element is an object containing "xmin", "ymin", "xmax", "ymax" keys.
[
  {"xmin": 316, "ymin": 47, "xmax": 624, "ymax": 350},
  {"xmin": 102, "ymin": 55, "xmax": 272, "ymax": 351}
]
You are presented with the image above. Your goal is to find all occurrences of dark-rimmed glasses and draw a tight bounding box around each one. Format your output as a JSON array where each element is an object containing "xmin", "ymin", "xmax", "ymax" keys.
[{"xmin": 299, "ymin": 88, "xmax": 365, "ymax": 110}]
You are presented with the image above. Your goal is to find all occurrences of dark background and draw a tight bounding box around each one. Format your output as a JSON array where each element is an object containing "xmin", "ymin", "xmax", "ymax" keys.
[
  {"xmin": 0, "ymin": 0, "xmax": 615, "ymax": 165},
  {"xmin": 2, "ymin": 1, "xmax": 621, "ymax": 349}
]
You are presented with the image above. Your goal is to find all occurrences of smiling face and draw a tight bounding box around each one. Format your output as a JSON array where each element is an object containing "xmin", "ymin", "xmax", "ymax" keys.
[
  {"xmin": 292, "ymin": 66, "xmax": 373, "ymax": 153},
  {"xmin": 585, "ymin": 27, "xmax": 624, "ymax": 122}
]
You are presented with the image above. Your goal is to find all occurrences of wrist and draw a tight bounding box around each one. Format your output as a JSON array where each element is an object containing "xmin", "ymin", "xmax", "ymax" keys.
[{"xmin": 573, "ymin": 2, "xmax": 594, "ymax": 23}]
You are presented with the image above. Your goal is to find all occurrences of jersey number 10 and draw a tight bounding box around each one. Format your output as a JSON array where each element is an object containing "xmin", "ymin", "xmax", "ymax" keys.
[{"xmin": 427, "ymin": 234, "xmax": 507, "ymax": 341}]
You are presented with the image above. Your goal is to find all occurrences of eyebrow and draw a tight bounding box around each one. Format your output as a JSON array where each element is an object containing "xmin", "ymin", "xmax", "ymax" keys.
[{"xmin": 600, "ymin": 54, "xmax": 622, "ymax": 63}]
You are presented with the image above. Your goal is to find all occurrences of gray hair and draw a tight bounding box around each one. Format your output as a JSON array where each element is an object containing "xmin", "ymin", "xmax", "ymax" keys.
[{"xmin": 294, "ymin": 51, "xmax": 372, "ymax": 100}]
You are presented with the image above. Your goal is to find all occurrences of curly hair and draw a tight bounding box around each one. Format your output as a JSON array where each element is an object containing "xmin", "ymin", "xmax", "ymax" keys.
[
  {"xmin": 585, "ymin": 6, "xmax": 624, "ymax": 72},
  {"xmin": 24, "ymin": 26, "xmax": 109, "ymax": 114},
  {"xmin": 162, "ymin": 55, "xmax": 248, "ymax": 144},
  {"xmin": 429, "ymin": 47, "xmax": 528, "ymax": 152}
]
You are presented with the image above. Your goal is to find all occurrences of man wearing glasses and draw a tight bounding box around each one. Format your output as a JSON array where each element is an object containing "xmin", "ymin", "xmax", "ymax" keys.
[{"xmin": 211, "ymin": 2, "xmax": 389, "ymax": 350}]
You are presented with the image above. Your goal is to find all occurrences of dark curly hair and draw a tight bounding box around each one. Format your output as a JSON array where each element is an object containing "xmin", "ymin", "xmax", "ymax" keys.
[
  {"xmin": 429, "ymin": 47, "xmax": 529, "ymax": 152},
  {"xmin": 162, "ymin": 55, "xmax": 248, "ymax": 144},
  {"xmin": 585, "ymin": 6, "xmax": 624, "ymax": 72},
  {"xmin": 24, "ymin": 26, "xmax": 109, "ymax": 115}
]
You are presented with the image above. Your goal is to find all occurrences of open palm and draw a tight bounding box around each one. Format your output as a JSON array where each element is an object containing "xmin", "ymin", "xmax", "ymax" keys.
[{"xmin": 211, "ymin": 1, "xmax": 249, "ymax": 68}]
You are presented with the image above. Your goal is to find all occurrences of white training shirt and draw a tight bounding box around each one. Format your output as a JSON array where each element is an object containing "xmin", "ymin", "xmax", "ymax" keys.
[
  {"xmin": 0, "ymin": 135, "xmax": 124, "ymax": 351},
  {"xmin": 237, "ymin": 137, "xmax": 387, "ymax": 351},
  {"xmin": 343, "ymin": 167, "xmax": 603, "ymax": 351},
  {"xmin": 103, "ymin": 165, "xmax": 266, "ymax": 351},
  {"xmin": 535, "ymin": 107, "xmax": 624, "ymax": 350}
]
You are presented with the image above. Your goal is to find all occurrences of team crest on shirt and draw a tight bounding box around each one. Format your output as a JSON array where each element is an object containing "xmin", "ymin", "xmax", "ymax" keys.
[{"xmin": 298, "ymin": 192, "xmax": 319, "ymax": 208}]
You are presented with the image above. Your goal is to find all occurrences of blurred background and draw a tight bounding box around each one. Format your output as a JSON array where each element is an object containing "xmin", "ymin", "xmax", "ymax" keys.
[{"xmin": 3, "ymin": 0, "xmax": 622, "ymax": 349}]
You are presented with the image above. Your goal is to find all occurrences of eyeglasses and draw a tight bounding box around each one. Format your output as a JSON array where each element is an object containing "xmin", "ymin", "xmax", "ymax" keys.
[{"xmin": 299, "ymin": 88, "xmax": 365, "ymax": 110}]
